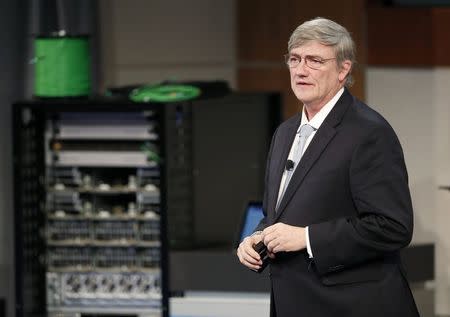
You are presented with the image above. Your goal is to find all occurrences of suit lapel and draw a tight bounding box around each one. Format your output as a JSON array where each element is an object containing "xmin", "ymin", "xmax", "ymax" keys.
[
  {"xmin": 274, "ymin": 89, "xmax": 354, "ymax": 221},
  {"xmin": 268, "ymin": 114, "xmax": 301, "ymax": 217}
]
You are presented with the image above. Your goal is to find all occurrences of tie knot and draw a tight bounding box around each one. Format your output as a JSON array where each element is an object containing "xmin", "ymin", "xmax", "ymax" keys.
[{"xmin": 298, "ymin": 124, "xmax": 315, "ymax": 138}]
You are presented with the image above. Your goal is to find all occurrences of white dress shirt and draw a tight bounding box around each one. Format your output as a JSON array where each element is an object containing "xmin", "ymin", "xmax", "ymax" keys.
[{"xmin": 276, "ymin": 88, "xmax": 344, "ymax": 258}]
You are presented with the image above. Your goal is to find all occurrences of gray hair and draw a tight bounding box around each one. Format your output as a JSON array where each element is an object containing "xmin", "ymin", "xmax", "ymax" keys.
[{"xmin": 288, "ymin": 17, "xmax": 356, "ymax": 87}]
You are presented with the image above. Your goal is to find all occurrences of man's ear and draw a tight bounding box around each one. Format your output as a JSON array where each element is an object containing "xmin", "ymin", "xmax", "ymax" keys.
[{"xmin": 338, "ymin": 60, "xmax": 352, "ymax": 82}]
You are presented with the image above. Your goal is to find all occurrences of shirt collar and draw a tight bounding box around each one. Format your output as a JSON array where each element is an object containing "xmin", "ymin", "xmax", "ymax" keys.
[{"xmin": 299, "ymin": 87, "xmax": 344, "ymax": 132}]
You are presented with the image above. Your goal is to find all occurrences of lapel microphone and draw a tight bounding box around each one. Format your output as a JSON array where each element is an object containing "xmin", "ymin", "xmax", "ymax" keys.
[{"xmin": 285, "ymin": 159, "xmax": 294, "ymax": 171}]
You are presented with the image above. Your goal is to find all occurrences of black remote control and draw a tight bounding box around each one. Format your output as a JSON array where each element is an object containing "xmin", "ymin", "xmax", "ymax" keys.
[{"xmin": 252, "ymin": 241, "xmax": 269, "ymax": 273}]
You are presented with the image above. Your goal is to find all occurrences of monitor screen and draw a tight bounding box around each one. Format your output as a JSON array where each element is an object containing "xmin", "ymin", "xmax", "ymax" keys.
[{"xmin": 239, "ymin": 202, "xmax": 265, "ymax": 243}]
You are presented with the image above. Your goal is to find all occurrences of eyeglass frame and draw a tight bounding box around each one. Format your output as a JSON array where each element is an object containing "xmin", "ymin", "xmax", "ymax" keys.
[{"xmin": 284, "ymin": 53, "xmax": 336, "ymax": 70}]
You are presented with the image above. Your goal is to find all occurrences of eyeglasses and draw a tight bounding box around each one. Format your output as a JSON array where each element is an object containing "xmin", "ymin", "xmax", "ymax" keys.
[{"xmin": 284, "ymin": 54, "xmax": 336, "ymax": 70}]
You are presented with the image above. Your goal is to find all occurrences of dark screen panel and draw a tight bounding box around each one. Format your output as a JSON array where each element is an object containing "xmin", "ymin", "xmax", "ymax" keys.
[{"xmin": 192, "ymin": 93, "xmax": 280, "ymax": 248}]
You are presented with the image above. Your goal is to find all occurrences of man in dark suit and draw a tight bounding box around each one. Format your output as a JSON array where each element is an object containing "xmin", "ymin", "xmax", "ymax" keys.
[{"xmin": 237, "ymin": 17, "xmax": 419, "ymax": 316}]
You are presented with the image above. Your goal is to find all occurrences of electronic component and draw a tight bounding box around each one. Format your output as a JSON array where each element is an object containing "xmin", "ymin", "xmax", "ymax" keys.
[
  {"xmin": 40, "ymin": 111, "xmax": 165, "ymax": 316},
  {"xmin": 46, "ymin": 271, "xmax": 162, "ymax": 308}
]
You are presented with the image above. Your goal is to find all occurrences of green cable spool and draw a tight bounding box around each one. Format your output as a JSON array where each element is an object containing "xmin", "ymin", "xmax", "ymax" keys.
[
  {"xmin": 129, "ymin": 84, "xmax": 201, "ymax": 103},
  {"xmin": 34, "ymin": 35, "xmax": 91, "ymax": 97}
]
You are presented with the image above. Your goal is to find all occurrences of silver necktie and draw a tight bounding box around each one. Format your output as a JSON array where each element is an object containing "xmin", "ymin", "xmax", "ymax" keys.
[{"xmin": 276, "ymin": 124, "xmax": 315, "ymax": 210}]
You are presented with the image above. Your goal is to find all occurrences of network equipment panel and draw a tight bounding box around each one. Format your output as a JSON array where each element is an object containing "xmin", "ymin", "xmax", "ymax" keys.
[
  {"xmin": 14, "ymin": 93, "xmax": 281, "ymax": 316},
  {"xmin": 13, "ymin": 102, "xmax": 169, "ymax": 317}
]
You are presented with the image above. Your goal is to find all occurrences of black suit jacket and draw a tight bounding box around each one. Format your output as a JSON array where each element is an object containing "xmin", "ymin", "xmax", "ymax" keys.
[{"xmin": 257, "ymin": 89, "xmax": 419, "ymax": 317}]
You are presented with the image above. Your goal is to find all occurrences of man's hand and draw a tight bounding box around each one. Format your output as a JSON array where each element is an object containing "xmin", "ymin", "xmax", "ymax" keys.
[
  {"xmin": 262, "ymin": 223, "xmax": 306, "ymax": 253},
  {"xmin": 237, "ymin": 233, "xmax": 263, "ymax": 271}
]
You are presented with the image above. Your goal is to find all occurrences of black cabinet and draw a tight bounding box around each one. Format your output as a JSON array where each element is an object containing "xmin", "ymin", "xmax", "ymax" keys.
[{"xmin": 13, "ymin": 100, "xmax": 169, "ymax": 317}]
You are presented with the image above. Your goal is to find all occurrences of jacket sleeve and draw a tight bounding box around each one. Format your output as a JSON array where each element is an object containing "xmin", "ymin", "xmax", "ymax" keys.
[{"xmin": 308, "ymin": 123, "xmax": 413, "ymax": 276}]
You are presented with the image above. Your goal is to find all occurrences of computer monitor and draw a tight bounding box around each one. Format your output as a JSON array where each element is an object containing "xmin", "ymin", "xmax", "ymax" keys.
[{"xmin": 236, "ymin": 201, "xmax": 265, "ymax": 246}]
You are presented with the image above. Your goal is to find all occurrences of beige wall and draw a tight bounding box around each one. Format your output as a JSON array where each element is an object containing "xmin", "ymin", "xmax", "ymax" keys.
[
  {"xmin": 366, "ymin": 68, "xmax": 436, "ymax": 245},
  {"xmin": 98, "ymin": 0, "xmax": 236, "ymax": 90},
  {"xmin": 367, "ymin": 67, "xmax": 450, "ymax": 315}
]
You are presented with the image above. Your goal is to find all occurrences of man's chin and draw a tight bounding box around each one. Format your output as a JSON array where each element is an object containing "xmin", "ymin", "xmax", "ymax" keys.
[{"xmin": 294, "ymin": 92, "xmax": 313, "ymax": 104}]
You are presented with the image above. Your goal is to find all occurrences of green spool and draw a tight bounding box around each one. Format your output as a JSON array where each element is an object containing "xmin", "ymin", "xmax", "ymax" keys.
[
  {"xmin": 130, "ymin": 84, "xmax": 201, "ymax": 103},
  {"xmin": 34, "ymin": 36, "xmax": 91, "ymax": 97}
]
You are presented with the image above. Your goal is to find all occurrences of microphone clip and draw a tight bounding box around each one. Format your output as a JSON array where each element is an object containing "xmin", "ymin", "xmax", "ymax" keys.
[{"xmin": 285, "ymin": 159, "xmax": 294, "ymax": 171}]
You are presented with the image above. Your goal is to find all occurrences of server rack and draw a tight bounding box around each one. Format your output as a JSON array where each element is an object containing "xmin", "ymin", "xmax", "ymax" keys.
[
  {"xmin": 13, "ymin": 92, "xmax": 281, "ymax": 316},
  {"xmin": 13, "ymin": 100, "xmax": 171, "ymax": 317}
]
